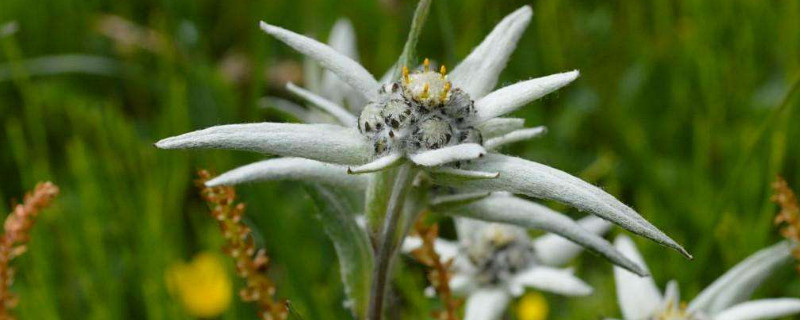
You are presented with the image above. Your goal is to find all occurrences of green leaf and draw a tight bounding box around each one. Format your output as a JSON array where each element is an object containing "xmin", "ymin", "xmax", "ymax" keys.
[
  {"xmin": 392, "ymin": 0, "xmax": 433, "ymax": 80},
  {"xmin": 305, "ymin": 184, "xmax": 374, "ymax": 319}
]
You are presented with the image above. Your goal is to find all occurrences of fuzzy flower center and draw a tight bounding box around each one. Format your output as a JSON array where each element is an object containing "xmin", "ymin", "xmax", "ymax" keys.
[
  {"xmin": 651, "ymin": 302, "xmax": 704, "ymax": 320},
  {"xmin": 466, "ymin": 224, "xmax": 536, "ymax": 285},
  {"xmin": 357, "ymin": 59, "xmax": 481, "ymax": 156}
]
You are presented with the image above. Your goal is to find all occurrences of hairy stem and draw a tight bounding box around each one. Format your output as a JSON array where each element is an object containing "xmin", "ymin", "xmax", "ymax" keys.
[{"xmin": 367, "ymin": 164, "xmax": 414, "ymax": 320}]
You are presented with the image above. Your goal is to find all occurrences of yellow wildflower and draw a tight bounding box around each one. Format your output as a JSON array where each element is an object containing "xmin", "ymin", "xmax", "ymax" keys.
[
  {"xmin": 516, "ymin": 292, "xmax": 549, "ymax": 320},
  {"xmin": 166, "ymin": 252, "xmax": 232, "ymax": 318}
]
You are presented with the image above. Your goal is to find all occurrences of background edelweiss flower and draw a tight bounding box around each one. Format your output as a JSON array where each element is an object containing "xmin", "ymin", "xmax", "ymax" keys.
[
  {"xmin": 155, "ymin": 4, "xmax": 691, "ymax": 318},
  {"xmin": 403, "ymin": 214, "xmax": 611, "ymax": 320},
  {"xmin": 610, "ymin": 236, "xmax": 800, "ymax": 320}
]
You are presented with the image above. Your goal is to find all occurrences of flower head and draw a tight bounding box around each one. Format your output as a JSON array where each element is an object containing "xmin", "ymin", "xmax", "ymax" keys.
[
  {"xmin": 403, "ymin": 215, "xmax": 612, "ymax": 320},
  {"xmin": 612, "ymin": 236, "xmax": 800, "ymax": 320},
  {"xmin": 166, "ymin": 252, "xmax": 233, "ymax": 318}
]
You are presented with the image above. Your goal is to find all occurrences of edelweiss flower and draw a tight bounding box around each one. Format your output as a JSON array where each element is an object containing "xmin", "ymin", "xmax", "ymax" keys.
[
  {"xmin": 404, "ymin": 214, "xmax": 612, "ymax": 320},
  {"xmin": 611, "ymin": 236, "xmax": 800, "ymax": 320},
  {"xmin": 156, "ymin": 4, "xmax": 687, "ymax": 261}
]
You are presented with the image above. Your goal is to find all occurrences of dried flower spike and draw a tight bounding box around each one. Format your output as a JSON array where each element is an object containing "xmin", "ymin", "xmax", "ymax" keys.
[
  {"xmin": 409, "ymin": 214, "xmax": 462, "ymax": 320},
  {"xmin": 0, "ymin": 181, "xmax": 59, "ymax": 320},
  {"xmin": 195, "ymin": 170, "xmax": 287, "ymax": 320},
  {"xmin": 772, "ymin": 176, "xmax": 800, "ymax": 269}
]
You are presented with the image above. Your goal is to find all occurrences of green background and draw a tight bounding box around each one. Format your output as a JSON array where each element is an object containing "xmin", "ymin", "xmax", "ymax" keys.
[{"xmin": 1, "ymin": 0, "xmax": 799, "ymax": 318}]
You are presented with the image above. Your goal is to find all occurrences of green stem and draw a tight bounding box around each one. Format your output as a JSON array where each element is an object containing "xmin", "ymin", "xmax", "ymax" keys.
[
  {"xmin": 367, "ymin": 164, "xmax": 415, "ymax": 320},
  {"xmin": 392, "ymin": 0, "xmax": 433, "ymax": 80}
]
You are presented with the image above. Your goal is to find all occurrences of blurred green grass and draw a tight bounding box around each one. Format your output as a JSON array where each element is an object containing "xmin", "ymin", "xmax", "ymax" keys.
[{"xmin": 1, "ymin": 0, "xmax": 799, "ymax": 319}]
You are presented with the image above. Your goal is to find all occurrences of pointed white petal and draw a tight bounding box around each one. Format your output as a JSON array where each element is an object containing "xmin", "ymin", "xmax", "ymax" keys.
[
  {"xmin": 409, "ymin": 143, "xmax": 486, "ymax": 167},
  {"xmin": 400, "ymin": 236, "xmax": 460, "ymax": 261},
  {"xmin": 450, "ymin": 6, "xmax": 533, "ymax": 99},
  {"xmin": 478, "ymin": 117, "xmax": 526, "ymax": 139},
  {"xmin": 475, "ymin": 71, "xmax": 579, "ymax": 122},
  {"xmin": 483, "ymin": 126, "xmax": 547, "ymax": 150},
  {"xmin": 450, "ymin": 194, "xmax": 648, "ymax": 276},
  {"xmin": 713, "ymin": 298, "xmax": 800, "ymax": 320},
  {"xmin": 613, "ymin": 235, "xmax": 662, "ymax": 320},
  {"xmin": 533, "ymin": 215, "xmax": 612, "ymax": 267},
  {"xmin": 511, "ymin": 266, "xmax": 593, "ymax": 297},
  {"xmin": 260, "ymin": 21, "xmax": 379, "ymax": 100},
  {"xmin": 286, "ymin": 82, "xmax": 358, "ymax": 126},
  {"xmin": 662, "ymin": 280, "xmax": 681, "ymax": 312},
  {"xmin": 428, "ymin": 167, "xmax": 500, "ymax": 181},
  {"xmin": 449, "ymin": 273, "xmax": 476, "ymax": 295},
  {"xmin": 347, "ymin": 153, "xmax": 403, "ymax": 174},
  {"xmin": 327, "ymin": 18, "xmax": 359, "ymax": 61},
  {"xmin": 206, "ymin": 157, "xmax": 365, "ymax": 190},
  {"xmin": 442, "ymin": 153, "xmax": 691, "ymax": 258},
  {"xmin": 430, "ymin": 192, "xmax": 492, "ymax": 210},
  {"xmin": 155, "ymin": 123, "xmax": 371, "ymax": 165},
  {"xmin": 463, "ymin": 288, "xmax": 511, "ymax": 320},
  {"xmin": 688, "ymin": 241, "xmax": 792, "ymax": 314},
  {"xmin": 321, "ymin": 18, "xmax": 366, "ymax": 109}
]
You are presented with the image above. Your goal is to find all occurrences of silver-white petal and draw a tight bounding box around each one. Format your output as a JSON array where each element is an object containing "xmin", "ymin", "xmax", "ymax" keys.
[
  {"xmin": 483, "ymin": 126, "xmax": 547, "ymax": 150},
  {"xmin": 533, "ymin": 215, "xmax": 612, "ymax": 267},
  {"xmin": 613, "ymin": 235, "xmax": 662, "ymax": 320},
  {"xmin": 322, "ymin": 18, "xmax": 366, "ymax": 110},
  {"xmin": 401, "ymin": 236, "xmax": 460, "ymax": 261},
  {"xmin": 478, "ymin": 117, "xmax": 526, "ymax": 138},
  {"xmin": 347, "ymin": 153, "xmax": 403, "ymax": 174},
  {"xmin": 713, "ymin": 298, "xmax": 800, "ymax": 320},
  {"xmin": 428, "ymin": 167, "xmax": 500, "ymax": 181},
  {"xmin": 155, "ymin": 123, "xmax": 371, "ymax": 165},
  {"xmin": 445, "ymin": 153, "xmax": 690, "ymax": 258},
  {"xmin": 475, "ymin": 71, "xmax": 579, "ymax": 122},
  {"xmin": 463, "ymin": 288, "xmax": 511, "ymax": 320},
  {"xmin": 450, "ymin": 194, "xmax": 648, "ymax": 276},
  {"xmin": 206, "ymin": 157, "xmax": 365, "ymax": 190},
  {"xmin": 286, "ymin": 82, "xmax": 358, "ymax": 127},
  {"xmin": 260, "ymin": 21, "xmax": 379, "ymax": 100},
  {"xmin": 450, "ymin": 6, "xmax": 533, "ymax": 99},
  {"xmin": 688, "ymin": 241, "xmax": 792, "ymax": 314},
  {"xmin": 510, "ymin": 266, "xmax": 593, "ymax": 297},
  {"xmin": 409, "ymin": 143, "xmax": 486, "ymax": 167}
]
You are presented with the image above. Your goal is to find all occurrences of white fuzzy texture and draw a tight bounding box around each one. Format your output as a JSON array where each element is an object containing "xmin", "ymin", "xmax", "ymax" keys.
[
  {"xmin": 475, "ymin": 70, "xmax": 580, "ymax": 122},
  {"xmin": 688, "ymin": 241, "xmax": 792, "ymax": 314},
  {"xmin": 321, "ymin": 18, "xmax": 366, "ymax": 110},
  {"xmin": 533, "ymin": 215, "xmax": 612, "ymax": 267},
  {"xmin": 409, "ymin": 143, "xmax": 486, "ymax": 166},
  {"xmin": 451, "ymin": 153, "xmax": 690, "ymax": 258},
  {"xmin": 155, "ymin": 123, "xmax": 371, "ymax": 165},
  {"xmin": 477, "ymin": 117, "xmax": 526, "ymax": 138},
  {"xmin": 450, "ymin": 6, "xmax": 533, "ymax": 99},
  {"xmin": 509, "ymin": 266, "xmax": 593, "ymax": 297},
  {"xmin": 206, "ymin": 157, "xmax": 366, "ymax": 190},
  {"xmin": 260, "ymin": 22, "xmax": 379, "ymax": 100},
  {"xmin": 453, "ymin": 194, "xmax": 647, "ymax": 276},
  {"xmin": 483, "ymin": 126, "xmax": 547, "ymax": 150},
  {"xmin": 401, "ymin": 237, "xmax": 459, "ymax": 261},
  {"xmin": 286, "ymin": 82, "xmax": 358, "ymax": 127},
  {"xmin": 463, "ymin": 288, "xmax": 510, "ymax": 320},
  {"xmin": 430, "ymin": 192, "xmax": 491, "ymax": 209},
  {"xmin": 613, "ymin": 235, "xmax": 663, "ymax": 320},
  {"xmin": 347, "ymin": 153, "xmax": 402, "ymax": 174},
  {"xmin": 428, "ymin": 167, "xmax": 499, "ymax": 180},
  {"xmin": 713, "ymin": 299, "xmax": 800, "ymax": 320}
]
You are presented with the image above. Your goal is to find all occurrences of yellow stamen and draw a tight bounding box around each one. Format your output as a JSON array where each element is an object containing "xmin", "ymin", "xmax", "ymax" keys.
[
  {"xmin": 439, "ymin": 65, "xmax": 447, "ymax": 77},
  {"xmin": 440, "ymin": 81, "xmax": 451, "ymax": 102},
  {"xmin": 423, "ymin": 58, "xmax": 430, "ymax": 72},
  {"xmin": 402, "ymin": 66, "xmax": 410, "ymax": 83},
  {"xmin": 421, "ymin": 82, "xmax": 429, "ymax": 98}
]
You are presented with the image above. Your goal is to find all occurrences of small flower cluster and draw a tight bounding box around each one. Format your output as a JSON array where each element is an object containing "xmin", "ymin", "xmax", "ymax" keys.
[
  {"xmin": 196, "ymin": 170, "xmax": 288, "ymax": 320},
  {"xmin": 772, "ymin": 176, "xmax": 800, "ymax": 269},
  {"xmin": 0, "ymin": 182, "xmax": 59, "ymax": 320},
  {"xmin": 358, "ymin": 60, "xmax": 480, "ymax": 156},
  {"xmin": 409, "ymin": 214, "xmax": 462, "ymax": 320}
]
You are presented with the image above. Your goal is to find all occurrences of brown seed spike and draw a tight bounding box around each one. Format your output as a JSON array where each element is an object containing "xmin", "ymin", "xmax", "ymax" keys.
[
  {"xmin": 402, "ymin": 66, "xmax": 410, "ymax": 83},
  {"xmin": 423, "ymin": 58, "xmax": 430, "ymax": 72},
  {"xmin": 439, "ymin": 65, "xmax": 447, "ymax": 77},
  {"xmin": 421, "ymin": 82, "xmax": 430, "ymax": 98}
]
